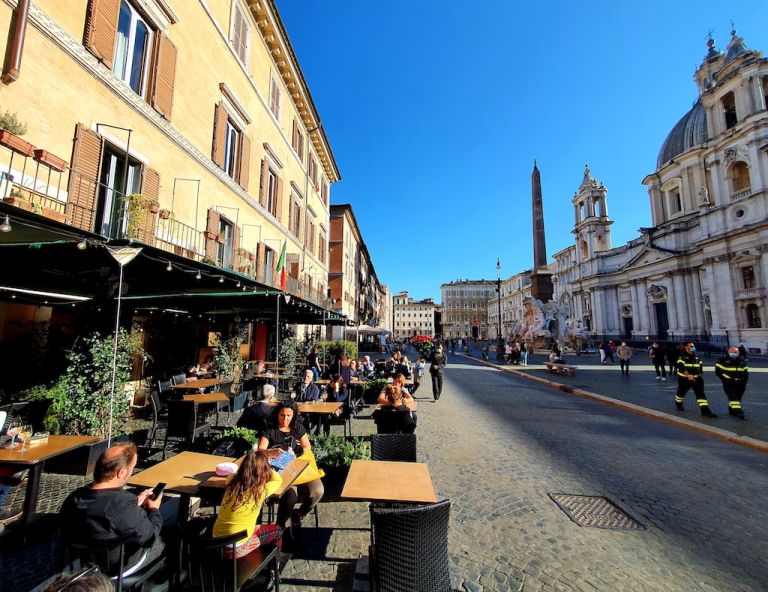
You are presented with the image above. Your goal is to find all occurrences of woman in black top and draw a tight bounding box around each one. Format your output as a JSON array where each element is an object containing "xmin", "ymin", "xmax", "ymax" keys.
[{"xmin": 258, "ymin": 402, "xmax": 323, "ymax": 529}]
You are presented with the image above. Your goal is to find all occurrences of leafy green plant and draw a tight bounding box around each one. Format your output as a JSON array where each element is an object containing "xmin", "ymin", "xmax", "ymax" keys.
[
  {"xmin": 125, "ymin": 193, "xmax": 158, "ymax": 239},
  {"xmin": 14, "ymin": 380, "xmax": 68, "ymax": 433},
  {"xmin": 316, "ymin": 340, "xmax": 358, "ymax": 360},
  {"xmin": 0, "ymin": 110, "xmax": 28, "ymax": 135},
  {"xmin": 362, "ymin": 378, "xmax": 388, "ymax": 403},
  {"xmin": 214, "ymin": 336, "xmax": 245, "ymax": 382},
  {"xmin": 220, "ymin": 426, "xmax": 259, "ymax": 446},
  {"xmin": 56, "ymin": 329, "xmax": 144, "ymax": 437},
  {"xmin": 311, "ymin": 435, "xmax": 369, "ymax": 468},
  {"xmin": 278, "ymin": 335, "xmax": 301, "ymax": 376}
]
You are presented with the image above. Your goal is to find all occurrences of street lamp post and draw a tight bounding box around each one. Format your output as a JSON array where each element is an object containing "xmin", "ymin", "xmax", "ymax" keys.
[{"xmin": 496, "ymin": 258, "xmax": 504, "ymax": 361}]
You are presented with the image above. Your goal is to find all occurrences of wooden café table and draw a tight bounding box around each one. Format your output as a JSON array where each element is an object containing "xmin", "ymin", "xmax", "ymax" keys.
[
  {"xmin": 171, "ymin": 378, "xmax": 224, "ymax": 392},
  {"xmin": 296, "ymin": 401, "xmax": 343, "ymax": 415},
  {"xmin": 128, "ymin": 451, "xmax": 309, "ymax": 518},
  {"xmin": 341, "ymin": 460, "xmax": 437, "ymax": 504},
  {"xmin": 182, "ymin": 392, "xmax": 229, "ymax": 404},
  {"xmin": 0, "ymin": 435, "xmax": 99, "ymax": 526}
]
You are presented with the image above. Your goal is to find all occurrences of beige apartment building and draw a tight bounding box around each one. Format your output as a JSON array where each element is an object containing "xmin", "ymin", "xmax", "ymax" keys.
[
  {"xmin": 0, "ymin": 0, "xmax": 346, "ymax": 368},
  {"xmin": 392, "ymin": 291, "xmax": 435, "ymax": 338},
  {"xmin": 440, "ymin": 280, "xmax": 495, "ymax": 340}
]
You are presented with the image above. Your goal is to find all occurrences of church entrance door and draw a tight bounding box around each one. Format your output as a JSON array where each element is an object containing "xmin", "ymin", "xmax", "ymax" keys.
[{"xmin": 654, "ymin": 303, "xmax": 669, "ymax": 339}]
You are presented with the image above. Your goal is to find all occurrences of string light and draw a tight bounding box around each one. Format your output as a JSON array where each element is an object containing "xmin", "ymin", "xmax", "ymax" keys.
[
  {"xmin": 218, "ymin": 276, "xmax": 224, "ymax": 283},
  {"xmin": 76, "ymin": 240, "xmax": 87, "ymax": 250},
  {"xmin": 195, "ymin": 270, "xmax": 202, "ymax": 280},
  {"xmin": 0, "ymin": 215, "xmax": 11, "ymax": 233},
  {"xmin": 166, "ymin": 261, "xmax": 172, "ymax": 272}
]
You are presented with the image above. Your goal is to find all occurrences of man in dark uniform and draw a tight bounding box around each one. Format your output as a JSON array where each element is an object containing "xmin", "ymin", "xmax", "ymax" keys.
[
  {"xmin": 675, "ymin": 342, "xmax": 717, "ymax": 418},
  {"xmin": 428, "ymin": 342, "xmax": 448, "ymax": 401},
  {"xmin": 715, "ymin": 347, "xmax": 749, "ymax": 419}
]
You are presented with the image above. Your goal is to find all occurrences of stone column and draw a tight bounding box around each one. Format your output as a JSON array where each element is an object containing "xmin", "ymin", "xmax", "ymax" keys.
[
  {"xmin": 673, "ymin": 273, "xmax": 689, "ymax": 331},
  {"xmin": 665, "ymin": 278, "xmax": 679, "ymax": 331},
  {"xmin": 754, "ymin": 76, "xmax": 767, "ymax": 112},
  {"xmin": 690, "ymin": 270, "xmax": 705, "ymax": 333}
]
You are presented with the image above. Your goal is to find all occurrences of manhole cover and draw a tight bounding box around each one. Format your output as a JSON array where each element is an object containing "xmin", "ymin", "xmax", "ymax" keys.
[{"xmin": 548, "ymin": 494, "xmax": 644, "ymax": 530}]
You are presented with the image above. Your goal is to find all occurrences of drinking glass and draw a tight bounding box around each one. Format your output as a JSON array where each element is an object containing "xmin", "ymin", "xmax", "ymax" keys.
[
  {"xmin": 20, "ymin": 425, "xmax": 32, "ymax": 451},
  {"xmin": 5, "ymin": 422, "xmax": 20, "ymax": 448}
]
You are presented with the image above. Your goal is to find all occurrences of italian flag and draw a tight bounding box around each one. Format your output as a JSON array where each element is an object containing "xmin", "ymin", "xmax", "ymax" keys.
[{"xmin": 276, "ymin": 240, "xmax": 287, "ymax": 291}]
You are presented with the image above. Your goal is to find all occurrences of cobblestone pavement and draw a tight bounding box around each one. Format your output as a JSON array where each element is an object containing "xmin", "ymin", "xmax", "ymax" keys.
[
  {"xmin": 4, "ymin": 353, "xmax": 768, "ymax": 591},
  {"xmin": 426, "ymin": 353, "xmax": 768, "ymax": 591}
]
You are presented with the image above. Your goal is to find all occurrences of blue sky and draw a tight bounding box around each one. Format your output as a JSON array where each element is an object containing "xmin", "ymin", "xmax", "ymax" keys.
[{"xmin": 276, "ymin": 1, "xmax": 768, "ymax": 302}]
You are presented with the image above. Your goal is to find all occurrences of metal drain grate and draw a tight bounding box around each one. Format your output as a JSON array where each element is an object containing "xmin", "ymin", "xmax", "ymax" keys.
[{"xmin": 548, "ymin": 494, "xmax": 645, "ymax": 530}]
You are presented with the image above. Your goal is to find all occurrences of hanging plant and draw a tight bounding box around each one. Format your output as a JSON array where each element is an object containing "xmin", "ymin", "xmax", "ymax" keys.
[{"xmin": 126, "ymin": 193, "xmax": 159, "ymax": 239}]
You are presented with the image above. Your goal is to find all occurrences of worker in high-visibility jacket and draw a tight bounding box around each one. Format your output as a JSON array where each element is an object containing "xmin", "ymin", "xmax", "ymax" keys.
[
  {"xmin": 675, "ymin": 342, "xmax": 717, "ymax": 418},
  {"xmin": 714, "ymin": 347, "xmax": 749, "ymax": 420}
]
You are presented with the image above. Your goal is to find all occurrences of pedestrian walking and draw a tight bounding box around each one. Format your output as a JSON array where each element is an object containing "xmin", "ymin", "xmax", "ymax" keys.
[
  {"xmin": 714, "ymin": 347, "xmax": 749, "ymax": 419},
  {"xmin": 428, "ymin": 342, "xmax": 447, "ymax": 401},
  {"xmin": 520, "ymin": 341, "xmax": 528, "ymax": 366},
  {"xmin": 598, "ymin": 341, "xmax": 606, "ymax": 364},
  {"xmin": 675, "ymin": 342, "xmax": 717, "ymax": 418},
  {"xmin": 665, "ymin": 343, "xmax": 679, "ymax": 376},
  {"xmin": 650, "ymin": 341, "xmax": 667, "ymax": 380},
  {"xmin": 411, "ymin": 356, "xmax": 426, "ymax": 395},
  {"xmin": 617, "ymin": 342, "xmax": 632, "ymax": 375}
]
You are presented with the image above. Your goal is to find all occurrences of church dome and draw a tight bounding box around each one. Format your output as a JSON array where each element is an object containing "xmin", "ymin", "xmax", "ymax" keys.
[{"xmin": 656, "ymin": 100, "xmax": 709, "ymax": 169}]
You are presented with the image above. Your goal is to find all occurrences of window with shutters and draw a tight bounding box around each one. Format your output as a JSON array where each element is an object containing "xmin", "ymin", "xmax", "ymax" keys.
[
  {"xmin": 318, "ymin": 231, "xmax": 326, "ymax": 264},
  {"xmin": 265, "ymin": 168, "xmax": 278, "ymax": 217},
  {"xmin": 114, "ymin": 1, "xmax": 153, "ymax": 96},
  {"xmin": 292, "ymin": 121, "xmax": 304, "ymax": 161},
  {"xmin": 223, "ymin": 119, "xmax": 241, "ymax": 179},
  {"xmin": 218, "ymin": 217, "xmax": 234, "ymax": 268},
  {"xmin": 307, "ymin": 217, "xmax": 315, "ymax": 254},
  {"xmin": 269, "ymin": 73, "xmax": 281, "ymax": 120},
  {"xmin": 308, "ymin": 155, "xmax": 318, "ymax": 188},
  {"xmin": 289, "ymin": 193, "xmax": 301, "ymax": 237},
  {"xmin": 230, "ymin": 2, "xmax": 250, "ymax": 66},
  {"xmin": 320, "ymin": 178, "xmax": 329, "ymax": 205},
  {"xmin": 97, "ymin": 145, "xmax": 142, "ymax": 238}
]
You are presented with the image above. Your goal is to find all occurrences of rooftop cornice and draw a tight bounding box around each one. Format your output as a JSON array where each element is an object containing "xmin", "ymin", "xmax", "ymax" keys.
[{"xmin": 250, "ymin": 0, "xmax": 341, "ymax": 183}]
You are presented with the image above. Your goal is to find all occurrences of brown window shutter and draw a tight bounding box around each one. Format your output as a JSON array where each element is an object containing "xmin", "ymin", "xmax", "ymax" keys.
[
  {"xmin": 258, "ymin": 158, "xmax": 269, "ymax": 208},
  {"xmin": 289, "ymin": 260, "xmax": 299, "ymax": 280},
  {"xmin": 274, "ymin": 176, "xmax": 283, "ymax": 221},
  {"xmin": 291, "ymin": 120, "xmax": 297, "ymax": 151},
  {"xmin": 136, "ymin": 167, "xmax": 160, "ymax": 244},
  {"xmin": 84, "ymin": 0, "xmax": 121, "ymax": 69},
  {"xmin": 67, "ymin": 123, "xmax": 104, "ymax": 232},
  {"xmin": 237, "ymin": 133, "xmax": 251, "ymax": 190},
  {"xmin": 256, "ymin": 242, "xmax": 266, "ymax": 281},
  {"xmin": 205, "ymin": 207, "xmax": 220, "ymax": 261},
  {"xmin": 211, "ymin": 102, "xmax": 228, "ymax": 168},
  {"xmin": 150, "ymin": 34, "xmax": 177, "ymax": 120},
  {"xmin": 232, "ymin": 223, "xmax": 241, "ymax": 255}
]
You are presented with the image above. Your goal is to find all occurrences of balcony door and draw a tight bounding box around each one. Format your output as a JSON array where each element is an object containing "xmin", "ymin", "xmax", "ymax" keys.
[{"xmin": 96, "ymin": 146, "xmax": 141, "ymax": 238}]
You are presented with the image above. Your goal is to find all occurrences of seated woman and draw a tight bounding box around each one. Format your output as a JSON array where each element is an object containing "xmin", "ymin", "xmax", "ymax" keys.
[
  {"xmin": 377, "ymin": 373, "xmax": 412, "ymax": 404},
  {"xmin": 213, "ymin": 450, "xmax": 283, "ymax": 558},
  {"xmin": 373, "ymin": 384, "xmax": 416, "ymax": 434},
  {"xmin": 319, "ymin": 374, "xmax": 349, "ymax": 436},
  {"xmin": 257, "ymin": 403, "xmax": 324, "ymax": 531}
]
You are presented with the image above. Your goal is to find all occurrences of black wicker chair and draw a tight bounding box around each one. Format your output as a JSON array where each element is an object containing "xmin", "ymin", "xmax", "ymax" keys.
[
  {"xmin": 61, "ymin": 532, "xmax": 166, "ymax": 592},
  {"xmin": 163, "ymin": 400, "xmax": 211, "ymax": 459},
  {"xmin": 171, "ymin": 373, "xmax": 187, "ymax": 386},
  {"xmin": 370, "ymin": 499, "xmax": 452, "ymax": 592},
  {"xmin": 371, "ymin": 434, "xmax": 417, "ymax": 462},
  {"xmin": 177, "ymin": 518, "xmax": 280, "ymax": 591}
]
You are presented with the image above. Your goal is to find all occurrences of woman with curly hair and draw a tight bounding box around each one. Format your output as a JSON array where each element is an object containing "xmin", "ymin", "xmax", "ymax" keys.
[{"xmin": 213, "ymin": 450, "xmax": 283, "ymax": 557}]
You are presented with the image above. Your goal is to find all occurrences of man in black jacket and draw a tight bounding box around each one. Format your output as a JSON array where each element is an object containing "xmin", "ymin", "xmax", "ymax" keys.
[
  {"xmin": 237, "ymin": 383, "xmax": 277, "ymax": 432},
  {"xmin": 675, "ymin": 342, "xmax": 717, "ymax": 418},
  {"xmin": 715, "ymin": 347, "xmax": 749, "ymax": 419},
  {"xmin": 428, "ymin": 342, "xmax": 448, "ymax": 401},
  {"xmin": 60, "ymin": 442, "xmax": 166, "ymax": 575}
]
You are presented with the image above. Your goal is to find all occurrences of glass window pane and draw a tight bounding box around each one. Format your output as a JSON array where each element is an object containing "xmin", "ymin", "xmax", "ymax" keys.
[
  {"xmin": 113, "ymin": 2, "xmax": 132, "ymax": 81},
  {"xmin": 130, "ymin": 20, "xmax": 150, "ymax": 94}
]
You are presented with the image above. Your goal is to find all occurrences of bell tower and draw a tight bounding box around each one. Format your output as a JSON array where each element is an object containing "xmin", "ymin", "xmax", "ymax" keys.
[{"xmin": 573, "ymin": 165, "xmax": 613, "ymax": 263}]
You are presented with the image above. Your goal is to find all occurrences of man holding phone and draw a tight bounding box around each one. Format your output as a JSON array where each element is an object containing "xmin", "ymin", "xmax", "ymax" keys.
[{"xmin": 60, "ymin": 442, "xmax": 172, "ymax": 575}]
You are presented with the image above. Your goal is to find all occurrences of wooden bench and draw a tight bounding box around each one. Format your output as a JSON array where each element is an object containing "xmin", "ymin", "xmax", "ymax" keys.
[{"xmin": 545, "ymin": 363, "xmax": 577, "ymax": 376}]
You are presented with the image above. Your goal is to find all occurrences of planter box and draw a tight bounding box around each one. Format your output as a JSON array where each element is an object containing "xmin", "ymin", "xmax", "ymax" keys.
[
  {"xmin": 0, "ymin": 130, "xmax": 35, "ymax": 156},
  {"xmin": 317, "ymin": 464, "xmax": 350, "ymax": 502},
  {"xmin": 3, "ymin": 195, "xmax": 32, "ymax": 211},
  {"xmin": 33, "ymin": 149, "xmax": 68, "ymax": 172},
  {"xmin": 44, "ymin": 434, "xmax": 129, "ymax": 477},
  {"xmin": 41, "ymin": 207, "xmax": 67, "ymax": 224}
]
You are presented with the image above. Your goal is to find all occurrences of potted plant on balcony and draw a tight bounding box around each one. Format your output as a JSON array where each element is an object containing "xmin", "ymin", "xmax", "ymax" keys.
[
  {"xmin": 0, "ymin": 110, "xmax": 34, "ymax": 157},
  {"xmin": 158, "ymin": 208, "xmax": 172, "ymax": 220},
  {"xmin": 126, "ymin": 193, "xmax": 159, "ymax": 239}
]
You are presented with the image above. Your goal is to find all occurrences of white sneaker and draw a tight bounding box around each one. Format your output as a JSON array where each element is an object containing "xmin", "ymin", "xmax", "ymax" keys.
[
  {"xmin": 656, "ymin": 376, "xmax": 661, "ymax": 380},
  {"xmin": 661, "ymin": 377, "xmax": 667, "ymax": 381}
]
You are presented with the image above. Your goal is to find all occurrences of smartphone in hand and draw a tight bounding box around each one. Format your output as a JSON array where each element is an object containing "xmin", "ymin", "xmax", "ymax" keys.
[{"xmin": 151, "ymin": 482, "xmax": 167, "ymax": 501}]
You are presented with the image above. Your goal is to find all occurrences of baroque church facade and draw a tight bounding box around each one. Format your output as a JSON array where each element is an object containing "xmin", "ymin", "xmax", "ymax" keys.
[{"xmin": 552, "ymin": 31, "xmax": 768, "ymax": 354}]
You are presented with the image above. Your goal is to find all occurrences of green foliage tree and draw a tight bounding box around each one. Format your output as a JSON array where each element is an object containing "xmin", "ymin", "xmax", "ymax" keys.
[{"xmin": 213, "ymin": 336, "xmax": 244, "ymax": 382}]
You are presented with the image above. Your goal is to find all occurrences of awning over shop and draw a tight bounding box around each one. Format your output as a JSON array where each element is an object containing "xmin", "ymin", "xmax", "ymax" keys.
[{"xmin": 0, "ymin": 205, "xmax": 346, "ymax": 325}]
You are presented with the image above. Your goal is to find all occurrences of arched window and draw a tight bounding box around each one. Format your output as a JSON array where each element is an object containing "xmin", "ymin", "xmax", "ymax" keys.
[
  {"xmin": 722, "ymin": 91, "xmax": 737, "ymax": 129},
  {"xmin": 746, "ymin": 304, "xmax": 762, "ymax": 328},
  {"xmin": 729, "ymin": 162, "xmax": 751, "ymax": 196},
  {"xmin": 661, "ymin": 179, "xmax": 683, "ymax": 217},
  {"xmin": 580, "ymin": 240, "xmax": 589, "ymax": 259}
]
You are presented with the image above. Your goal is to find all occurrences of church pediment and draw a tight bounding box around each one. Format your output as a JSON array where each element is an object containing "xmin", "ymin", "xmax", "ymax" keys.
[{"xmin": 619, "ymin": 245, "xmax": 670, "ymax": 271}]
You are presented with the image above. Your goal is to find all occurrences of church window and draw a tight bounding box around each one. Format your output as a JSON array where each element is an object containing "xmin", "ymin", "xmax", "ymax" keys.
[
  {"xmin": 762, "ymin": 77, "xmax": 768, "ymax": 110},
  {"xmin": 746, "ymin": 304, "xmax": 761, "ymax": 328},
  {"xmin": 669, "ymin": 189, "xmax": 682, "ymax": 214},
  {"xmin": 579, "ymin": 203, "xmax": 586, "ymax": 222},
  {"xmin": 580, "ymin": 240, "xmax": 589, "ymax": 259},
  {"xmin": 741, "ymin": 266, "xmax": 755, "ymax": 290},
  {"xmin": 722, "ymin": 91, "xmax": 737, "ymax": 129},
  {"xmin": 729, "ymin": 162, "xmax": 750, "ymax": 196},
  {"xmin": 595, "ymin": 197, "xmax": 604, "ymax": 217}
]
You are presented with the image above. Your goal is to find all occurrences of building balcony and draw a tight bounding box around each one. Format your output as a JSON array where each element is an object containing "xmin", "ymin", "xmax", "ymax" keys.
[
  {"xmin": 735, "ymin": 287, "xmax": 765, "ymax": 300},
  {"xmin": 729, "ymin": 188, "xmax": 751, "ymax": 201}
]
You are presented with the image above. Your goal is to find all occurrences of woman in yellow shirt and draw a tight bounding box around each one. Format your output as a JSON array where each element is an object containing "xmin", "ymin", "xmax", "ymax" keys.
[{"xmin": 213, "ymin": 450, "xmax": 283, "ymax": 558}]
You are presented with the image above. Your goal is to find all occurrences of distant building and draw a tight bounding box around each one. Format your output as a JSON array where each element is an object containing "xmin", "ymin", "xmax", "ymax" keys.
[
  {"xmin": 441, "ymin": 280, "xmax": 495, "ymax": 339},
  {"xmin": 393, "ymin": 291, "xmax": 436, "ymax": 338}
]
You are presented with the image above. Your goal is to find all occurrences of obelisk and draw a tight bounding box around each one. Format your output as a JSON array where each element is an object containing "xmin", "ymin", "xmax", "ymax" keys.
[{"xmin": 530, "ymin": 161, "xmax": 553, "ymax": 302}]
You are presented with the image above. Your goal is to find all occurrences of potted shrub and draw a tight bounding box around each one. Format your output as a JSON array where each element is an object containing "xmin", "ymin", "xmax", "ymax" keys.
[
  {"xmin": 213, "ymin": 336, "xmax": 245, "ymax": 383},
  {"xmin": 311, "ymin": 434, "xmax": 369, "ymax": 500},
  {"xmin": 158, "ymin": 208, "xmax": 172, "ymax": 220},
  {"xmin": 0, "ymin": 110, "xmax": 34, "ymax": 156},
  {"xmin": 40, "ymin": 329, "xmax": 145, "ymax": 476},
  {"xmin": 362, "ymin": 378, "xmax": 388, "ymax": 404},
  {"xmin": 126, "ymin": 193, "xmax": 159, "ymax": 239},
  {"xmin": 3, "ymin": 188, "xmax": 32, "ymax": 210}
]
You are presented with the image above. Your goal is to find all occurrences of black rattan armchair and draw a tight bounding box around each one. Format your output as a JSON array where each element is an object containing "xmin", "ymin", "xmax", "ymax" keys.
[
  {"xmin": 371, "ymin": 434, "xmax": 417, "ymax": 462},
  {"xmin": 370, "ymin": 499, "xmax": 452, "ymax": 592}
]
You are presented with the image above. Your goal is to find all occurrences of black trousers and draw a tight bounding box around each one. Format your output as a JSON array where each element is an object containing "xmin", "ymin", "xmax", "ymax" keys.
[
  {"xmin": 619, "ymin": 359, "xmax": 630, "ymax": 373},
  {"xmin": 653, "ymin": 362, "xmax": 666, "ymax": 377},
  {"xmin": 722, "ymin": 383, "xmax": 746, "ymax": 402},
  {"xmin": 431, "ymin": 372, "xmax": 443, "ymax": 399},
  {"xmin": 676, "ymin": 377, "xmax": 709, "ymax": 407}
]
